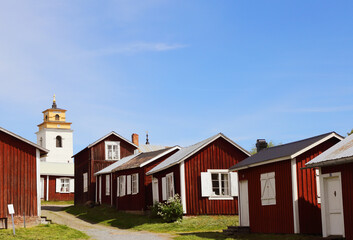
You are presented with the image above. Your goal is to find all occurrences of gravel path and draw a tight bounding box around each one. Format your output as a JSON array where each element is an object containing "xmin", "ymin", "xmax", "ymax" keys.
[{"xmin": 41, "ymin": 205, "xmax": 173, "ymax": 240}]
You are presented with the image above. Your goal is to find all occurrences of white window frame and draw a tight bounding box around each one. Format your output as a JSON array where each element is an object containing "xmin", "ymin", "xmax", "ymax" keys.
[
  {"xmin": 260, "ymin": 172, "xmax": 276, "ymax": 206},
  {"xmin": 119, "ymin": 175, "xmax": 126, "ymax": 197},
  {"xmin": 166, "ymin": 173, "xmax": 175, "ymax": 199},
  {"xmin": 56, "ymin": 178, "xmax": 70, "ymax": 193},
  {"xmin": 105, "ymin": 175, "xmax": 110, "ymax": 196},
  {"xmin": 105, "ymin": 141, "xmax": 120, "ymax": 160},
  {"xmin": 126, "ymin": 175, "xmax": 132, "ymax": 195},
  {"xmin": 208, "ymin": 169, "xmax": 234, "ymax": 200},
  {"xmin": 315, "ymin": 168, "xmax": 321, "ymax": 204},
  {"xmin": 83, "ymin": 173, "xmax": 88, "ymax": 193},
  {"xmin": 132, "ymin": 173, "xmax": 139, "ymax": 195},
  {"xmin": 152, "ymin": 178, "xmax": 159, "ymax": 203}
]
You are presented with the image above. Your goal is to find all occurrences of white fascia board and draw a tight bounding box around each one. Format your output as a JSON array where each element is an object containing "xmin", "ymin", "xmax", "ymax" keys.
[
  {"xmin": 140, "ymin": 146, "xmax": 181, "ymax": 168},
  {"xmin": 291, "ymin": 158, "xmax": 300, "ymax": 234},
  {"xmin": 180, "ymin": 161, "xmax": 187, "ymax": 214},
  {"xmin": 231, "ymin": 156, "xmax": 291, "ymax": 171},
  {"xmin": 41, "ymin": 173, "xmax": 74, "ymax": 177},
  {"xmin": 291, "ymin": 133, "xmax": 343, "ymax": 159}
]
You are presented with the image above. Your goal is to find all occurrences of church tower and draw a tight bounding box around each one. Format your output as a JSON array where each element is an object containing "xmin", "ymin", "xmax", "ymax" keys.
[{"xmin": 36, "ymin": 95, "xmax": 73, "ymax": 163}]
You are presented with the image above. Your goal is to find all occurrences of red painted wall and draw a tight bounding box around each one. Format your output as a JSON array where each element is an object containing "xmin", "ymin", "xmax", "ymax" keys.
[
  {"xmin": 238, "ymin": 160, "xmax": 294, "ymax": 234},
  {"xmin": 295, "ymin": 137, "xmax": 340, "ymax": 234},
  {"xmin": 0, "ymin": 131, "xmax": 38, "ymax": 218},
  {"xmin": 42, "ymin": 176, "xmax": 74, "ymax": 201},
  {"xmin": 152, "ymin": 164, "xmax": 181, "ymax": 203},
  {"xmin": 322, "ymin": 162, "xmax": 353, "ymax": 240},
  {"xmin": 184, "ymin": 138, "xmax": 248, "ymax": 215}
]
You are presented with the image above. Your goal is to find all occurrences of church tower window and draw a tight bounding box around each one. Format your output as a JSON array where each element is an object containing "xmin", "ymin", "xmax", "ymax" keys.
[
  {"xmin": 56, "ymin": 136, "xmax": 62, "ymax": 148},
  {"xmin": 55, "ymin": 114, "xmax": 60, "ymax": 121}
]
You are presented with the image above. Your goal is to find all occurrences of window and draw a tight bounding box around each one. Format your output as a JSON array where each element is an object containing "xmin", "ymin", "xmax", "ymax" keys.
[
  {"xmin": 152, "ymin": 178, "xmax": 159, "ymax": 203},
  {"xmin": 260, "ymin": 172, "xmax": 276, "ymax": 206},
  {"xmin": 118, "ymin": 175, "xmax": 126, "ymax": 196},
  {"xmin": 40, "ymin": 137, "xmax": 43, "ymax": 147},
  {"xmin": 166, "ymin": 173, "xmax": 175, "ymax": 199},
  {"xmin": 56, "ymin": 136, "xmax": 62, "ymax": 148},
  {"xmin": 83, "ymin": 173, "xmax": 88, "ymax": 192},
  {"xmin": 127, "ymin": 175, "xmax": 132, "ymax": 195},
  {"xmin": 106, "ymin": 175, "xmax": 110, "ymax": 196},
  {"xmin": 201, "ymin": 170, "xmax": 238, "ymax": 199},
  {"xmin": 105, "ymin": 141, "xmax": 120, "ymax": 160},
  {"xmin": 55, "ymin": 114, "xmax": 60, "ymax": 121},
  {"xmin": 132, "ymin": 174, "xmax": 139, "ymax": 194},
  {"xmin": 56, "ymin": 178, "xmax": 74, "ymax": 193}
]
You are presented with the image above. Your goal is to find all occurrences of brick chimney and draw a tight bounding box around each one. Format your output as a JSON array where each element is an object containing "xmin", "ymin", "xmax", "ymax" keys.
[
  {"xmin": 256, "ymin": 139, "xmax": 268, "ymax": 152},
  {"xmin": 132, "ymin": 133, "xmax": 139, "ymax": 146}
]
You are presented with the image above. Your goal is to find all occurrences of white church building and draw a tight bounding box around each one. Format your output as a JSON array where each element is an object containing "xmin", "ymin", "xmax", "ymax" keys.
[{"xmin": 36, "ymin": 96, "xmax": 74, "ymax": 201}]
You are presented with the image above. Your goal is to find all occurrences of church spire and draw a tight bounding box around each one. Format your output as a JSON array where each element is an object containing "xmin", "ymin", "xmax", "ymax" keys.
[{"xmin": 52, "ymin": 94, "xmax": 57, "ymax": 109}]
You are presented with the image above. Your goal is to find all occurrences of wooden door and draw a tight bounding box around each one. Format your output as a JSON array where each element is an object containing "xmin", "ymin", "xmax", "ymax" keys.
[
  {"xmin": 239, "ymin": 180, "xmax": 249, "ymax": 226},
  {"xmin": 324, "ymin": 176, "xmax": 344, "ymax": 236}
]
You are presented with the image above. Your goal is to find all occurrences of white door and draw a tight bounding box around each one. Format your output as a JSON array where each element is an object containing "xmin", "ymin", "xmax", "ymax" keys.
[
  {"xmin": 40, "ymin": 177, "xmax": 45, "ymax": 199},
  {"xmin": 324, "ymin": 176, "xmax": 344, "ymax": 236},
  {"xmin": 99, "ymin": 176, "xmax": 102, "ymax": 204},
  {"xmin": 239, "ymin": 180, "xmax": 249, "ymax": 226},
  {"xmin": 152, "ymin": 178, "xmax": 159, "ymax": 203}
]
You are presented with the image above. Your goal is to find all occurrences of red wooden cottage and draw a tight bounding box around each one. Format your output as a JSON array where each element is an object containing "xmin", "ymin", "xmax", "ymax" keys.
[
  {"xmin": 306, "ymin": 133, "xmax": 353, "ymax": 239},
  {"xmin": 73, "ymin": 131, "xmax": 138, "ymax": 205},
  {"xmin": 229, "ymin": 132, "xmax": 342, "ymax": 235},
  {"xmin": 0, "ymin": 127, "xmax": 48, "ymax": 226},
  {"xmin": 147, "ymin": 133, "xmax": 250, "ymax": 215},
  {"xmin": 95, "ymin": 146, "xmax": 180, "ymax": 212}
]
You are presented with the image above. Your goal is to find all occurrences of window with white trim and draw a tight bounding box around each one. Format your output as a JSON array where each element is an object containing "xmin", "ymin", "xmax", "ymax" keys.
[
  {"xmin": 106, "ymin": 175, "xmax": 110, "ymax": 196},
  {"xmin": 127, "ymin": 175, "xmax": 132, "ymax": 195},
  {"xmin": 201, "ymin": 170, "xmax": 238, "ymax": 198},
  {"xmin": 166, "ymin": 173, "xmax": 175, "ymax": 199},
  {"xmin": 55, "ymin": 178, "xmax": 70, "ymax": 193},
  {"xmin": 83, "ymin": 173, "xmax": 88, "ymax": 192},
  {"xmin": 105, "ymin": 141, "xmax": 120, "ymax": 160},
  {"xmin": 118, "ymin": 175, "xmax": 126, "ymax": 196},
  {"xmin": 260, "ymin": 172, "xmax": 276, "ymax": 206},
  {"xmin": 132, "ymin": 173, "xmax": 139, "ymax": 194}
]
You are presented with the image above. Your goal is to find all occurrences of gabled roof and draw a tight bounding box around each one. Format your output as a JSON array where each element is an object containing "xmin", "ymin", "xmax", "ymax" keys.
[
  {"xmin": 0, "ymin": 127, "xmax": 48, "ymax": 156},
  {"xmin": 138, "ymin": 144, "xmax": 168, "ymax": 153},
  {"xmin": 40, "ymin": 162, "xmax": 74, "ymax": 176},
  {"xmin": 230, "ymin": 132, "xmax": 343, "ymax": 171},
  {"xmin": 94, "ymin": 146, "xmax": 180, "ymax": 175},
  {"xmin": 73, "ymin": 131, "xmax": 138, "ymax": 157},
  {"xmin": 306, "ymin": 133, "xmax": 353, "ymax": 168},
  {"xmin": 147, "ymin": 133, "xmax": 250, "ymax": 175}
]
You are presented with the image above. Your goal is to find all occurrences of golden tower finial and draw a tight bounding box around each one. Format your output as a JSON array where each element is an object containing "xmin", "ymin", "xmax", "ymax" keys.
[{"xmin": 53, "ymin": 94, "xmax": 56, "ymax": 103}]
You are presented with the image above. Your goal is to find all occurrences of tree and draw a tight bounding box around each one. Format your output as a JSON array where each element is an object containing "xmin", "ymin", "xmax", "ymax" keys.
[{"xmin": 249, "ymin": 140, "xmax": 278, "ymax": 155}]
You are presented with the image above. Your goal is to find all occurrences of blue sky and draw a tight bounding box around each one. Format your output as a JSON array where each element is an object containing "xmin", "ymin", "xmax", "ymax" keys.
[{"xmin": 1, "ymin": 1, "xmax": 353, "ymax": 153}]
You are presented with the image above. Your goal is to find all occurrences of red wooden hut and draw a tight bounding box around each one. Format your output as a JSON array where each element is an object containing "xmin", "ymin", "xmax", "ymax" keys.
[
  {"xmin": 0, "ymin": 127, "xmax": 48, "ymax": 226},
  {"xmin": 306, "ymin": 133, "xmax": 353, "ymax": 239},
  {"xmin": 230, "ymin": 132, "xmax": 342, "ymax": 235},
  {"xmin": 95, "ymin": 147, "xmax": 180, "ymax": 212},
  {"xmin": 73, "ymin": 131, "xmax": 138, "ymax": 205},
  {"xmin": 147, "ymin": 133, "xmax": 250, "ymax": 215}
]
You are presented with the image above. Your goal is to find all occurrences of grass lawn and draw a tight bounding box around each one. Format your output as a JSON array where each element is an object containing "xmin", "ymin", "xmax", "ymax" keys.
[
  {"xmin": 41, "ymin": 200, "xmax": 74, "ymax": 205},
  {"xmin": 0, "ymin": 224, "xmax": 89, "ymax": 240},
  {"xmin": 65, "ymin": 205, "xmax": 323, "ymax": 240}
]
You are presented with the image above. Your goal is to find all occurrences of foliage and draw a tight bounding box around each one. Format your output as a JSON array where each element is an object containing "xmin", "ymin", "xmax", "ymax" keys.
[
  {"xmin": 157, "ymin": 194, "xmax": 184, "ymax": 222},
  {"xmin": 249, "ymin": 140, "xmax": 278, "ymax": 155},
  {"xmin": 0, "ymin": 224, "xmax": 88, "ymax": 240},
  {"xmin": 149, "ymin": 201, "xmax": 160, "ymax": 218},
  {"xmin": 347, "ymin": 129, "xmax": 353, "ymax": 136}
]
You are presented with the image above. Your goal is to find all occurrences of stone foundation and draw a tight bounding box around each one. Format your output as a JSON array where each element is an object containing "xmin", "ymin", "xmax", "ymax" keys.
[{"xmin": 2, "ymin": 216, "xmax": 41, "ymax": 229}]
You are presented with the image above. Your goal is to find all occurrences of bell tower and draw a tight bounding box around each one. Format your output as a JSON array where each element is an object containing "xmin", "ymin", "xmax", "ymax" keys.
[{"xmin": 36, "ymin": 95, "xmax": 73, "ymax": 163}]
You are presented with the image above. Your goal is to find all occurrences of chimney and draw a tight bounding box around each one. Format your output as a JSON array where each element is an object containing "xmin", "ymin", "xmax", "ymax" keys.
[
  {"xmin": 256, "ymin": 139, "xmax": 268, "ymax": 152},
  {"xmin": 132, "ymin": 133, "xmax": 139, "ymax": 146}
]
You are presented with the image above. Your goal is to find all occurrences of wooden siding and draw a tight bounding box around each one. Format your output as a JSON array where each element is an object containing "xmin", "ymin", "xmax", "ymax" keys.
[
  {"xmin": 74, "ymin": 134, "xmax": 137, "ymax": 205},
  {"xmin": 0, "ymin": 131, "xmax": 38, "ymax": 218},
  {"xmin": 153, "ymin": 164, "xmax": 181, "ymax": 203},
  {"xmin": 42, "ymin": 175, "xmax": 74, "ymax": 201},
  {"xmin": 184, "ymin": 138, "xmax": 249, "ymax": 215},
  {"xmin": 322, "ymin": 162, "xmax": 353, "ymax": 240},
  {"xmin": 238, "ymin": 160, "xmax": 294, "ymax": 234},
  {"xmin": 295, "ymin": 137, "xmax": 340, "ymax": 235}
]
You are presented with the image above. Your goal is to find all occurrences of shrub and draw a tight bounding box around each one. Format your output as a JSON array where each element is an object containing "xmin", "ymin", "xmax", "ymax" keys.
[
  {"xmin": 149, "ymin": 201, "xmax": 160, "ymax": 218},
  {"xmin": 157, "ymin": 194, "xmax": 183, "ymax": 223}
]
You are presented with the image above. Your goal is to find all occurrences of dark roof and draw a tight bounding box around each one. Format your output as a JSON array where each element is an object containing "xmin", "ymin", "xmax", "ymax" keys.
[
  {"xmin": 230, "ymin": 132, "xmax": 341, "ymax": 171},
  {"xmin": 113, "ymin": 147, "xmax": 175, "ymax": 171}
]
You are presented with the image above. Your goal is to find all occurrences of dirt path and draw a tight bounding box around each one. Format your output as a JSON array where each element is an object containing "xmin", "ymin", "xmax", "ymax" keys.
[{"xmin": 41, "ymin": 205, "xmax": 173, "ymax": 240}]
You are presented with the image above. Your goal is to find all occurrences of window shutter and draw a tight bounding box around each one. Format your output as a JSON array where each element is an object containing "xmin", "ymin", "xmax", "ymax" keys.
[
  {"xmin": 121, "ymin": 175, "xmax": 126, "ymax": 196},
  {"xmin": 162, "ymin": 177, "xmax": 167, "ymax": 200},
  {"xmin": 268, "ymin": 173, "xmax": 276, "ymax": 205},
  {"xmin": 260, "ymin": 173, "xmax": 268, "ymax": 205},
  {"xmin": 201, "ymin": 172, "xmax": 212, "ymax": 197},
  {"xmin": 152, "ymin": 178, "xmax": 159, "ymax": 202},
  {"xmin": 106, "ymin": 175, "xmax": 110, "ymax": 196},
  {"xmin": 230, "ymin": 172, "xmax": 238, "ymax": 197},
  {"xmin": 135, "ymin": 174, "xmax": 139, "ymax": 194},
  {"xmin": 70, "ymin": 179, "xmax": 75, "ymax": 193},
  {"xmin": 56, "ymin": 178, "xmax": 61, "ymax": 193},
  {"xmin": 127, "ymin": 175, "xmax": 132, "ymax": 195},
  {"xmin": 117, "ymin": 177, "xmax": 120, "ymax": 197},
  {"xmin": 168, "ymin": 173, "xmax": 174, "ymax": 197},
  {"xmin": 315, "ymin": 169, "xmax": 321, "ymax": 203}
]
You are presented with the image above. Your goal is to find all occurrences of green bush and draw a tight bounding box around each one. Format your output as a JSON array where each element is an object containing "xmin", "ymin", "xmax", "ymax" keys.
[
  {"xmin": 157, "ymin": 194, "xmax": 183, "ymax": 223},
  {"xmin": 149, "ymin": 201, "xmax": 160, "ymax": 218}
]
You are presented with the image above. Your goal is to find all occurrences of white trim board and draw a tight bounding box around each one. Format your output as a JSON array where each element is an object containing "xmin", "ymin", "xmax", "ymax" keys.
[
  {"xmin": 140, "ymin": 146, "xmax": 181, "ymax": 167},
  {"xmin": 291, "ymin": 158, "xmax": 300, "ymax": 233},
  {"xmin": 179, "ymin": 161, "xmax": 187, "ymax": 214}
]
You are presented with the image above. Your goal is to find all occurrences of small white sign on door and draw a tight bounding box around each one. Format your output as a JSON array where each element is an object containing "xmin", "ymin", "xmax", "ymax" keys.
[{"xmin": 8, "ymin": 204, "xmax": 15, "ymax": 214}]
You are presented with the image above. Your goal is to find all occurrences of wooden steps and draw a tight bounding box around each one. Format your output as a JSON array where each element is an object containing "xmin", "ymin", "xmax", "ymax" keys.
[{"xmin": 40, "ymin": 216, "xmax": 52, "ymax": 224}]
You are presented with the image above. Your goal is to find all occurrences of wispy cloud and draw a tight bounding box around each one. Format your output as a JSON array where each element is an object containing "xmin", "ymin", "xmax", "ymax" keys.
[{"xmin": 84, "ymin": 42, "xmax": 188, "ymax": 57}]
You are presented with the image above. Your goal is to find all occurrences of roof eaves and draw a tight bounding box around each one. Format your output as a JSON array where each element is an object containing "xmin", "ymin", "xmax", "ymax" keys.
[
  {"xmin": 88, "ymin": 131, "xmax": 138, "ymax": 149},
  {"xmin": 230, "ymin": 155, "xmax": 291, "ymax": 171},
  {"xmin": 139, "ymin": 146, "xmax": 181, "ymax": 168}
]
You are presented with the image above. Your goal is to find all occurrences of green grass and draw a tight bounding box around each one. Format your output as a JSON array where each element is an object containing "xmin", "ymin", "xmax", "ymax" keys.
[
  {"xmin": 41, "ymin": 200, "xmax": 74, "ymax": 205},
  {"xmin": 65, "ymin": 205, "xmax": 323, "ymax": 240},
  {"xmin": 0, "ymin": 224, "xmax": 89, "ymax": 240}
]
